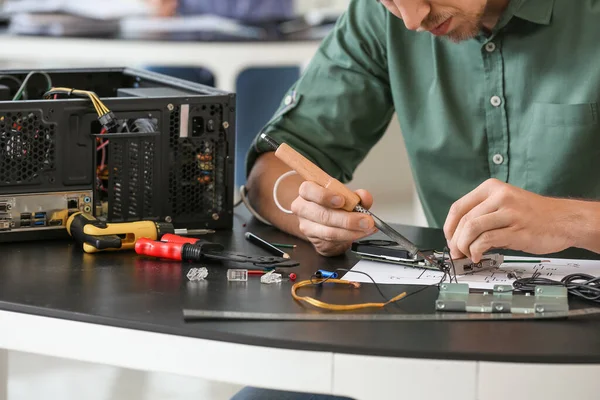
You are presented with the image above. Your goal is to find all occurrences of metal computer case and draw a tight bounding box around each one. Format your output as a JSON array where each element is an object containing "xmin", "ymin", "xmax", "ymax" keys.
[{"xmin": 0, "ymin": 67, "xmax": 235, "ymax": 242}]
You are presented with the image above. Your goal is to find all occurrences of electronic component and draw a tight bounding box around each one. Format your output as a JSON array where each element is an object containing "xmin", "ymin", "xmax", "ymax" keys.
[
  {"xmin": 0, "ymin": 67, "xmax": 236, "ymax": 242},
  {"xmin": 187, "ymin": 267, "xmax": 208, "ymax": 282},
  {"xmin": 442, "ymin": 253, "xmax": 504, "ymax": 275},
  {"xmin": 352, "ymin": 240, "xmax": 421, "ymax": 263},
  {"xmin": 227, "ymin": 269, "xmax": 248, "ymax": 282},
  {"xmin": 351, "ymin": 239, "xmax": 503, "ymax": 276},
  {"xmin": 261, "ymin": 270, "xmax": 282, "ymax": 284},
  {"xmin": 435, "ymin": 283, "xmax": 568, "ymax": 314},
  {"xmin": 0, "ymin": 191, "xmax": 92, "ymax": 241}
]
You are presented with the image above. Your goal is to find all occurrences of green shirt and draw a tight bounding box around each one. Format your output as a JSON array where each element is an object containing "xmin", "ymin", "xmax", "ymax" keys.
[{"xmin": 246, "ymin": 0, "xmax": 600, "ymax": 228}]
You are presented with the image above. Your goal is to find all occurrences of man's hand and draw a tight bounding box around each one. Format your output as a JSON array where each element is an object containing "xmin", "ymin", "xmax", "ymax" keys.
[
  {"xmin": 147, "ymin": 0, "xmax": 178, "ymax": 17},
  {"xmin": 290, "ymin": 181, "xmax": 377, "ymax": 257},
  {"xmin": 444, "ymin": 178, "xmax": 577, "ymax": 263}
]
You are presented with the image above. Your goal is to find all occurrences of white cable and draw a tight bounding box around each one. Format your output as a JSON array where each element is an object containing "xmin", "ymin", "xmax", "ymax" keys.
[
  {"xmin": 273, "ymin": 170, "xmax": 297, "ymax": 214},
  {"xmin": 239, "ymin": 185, "xmax": 272, "ymax": 226}
]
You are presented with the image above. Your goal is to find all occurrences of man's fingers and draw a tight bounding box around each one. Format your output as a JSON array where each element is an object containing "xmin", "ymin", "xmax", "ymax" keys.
[
  {"xmin": 468, "ymin": 229, "xmax": 512, "ymax": 263},
  {"xmin": 443, "ymin": 179, "xmax": 499, "ymax": 241},
  {"xmin": 298, "ymin": 181, "xmax": 349, "ymax": 209},
  {"xmin": 454, "ymin": 211, "xmax": 510, "ymax": 260},
  {"xmin": 449, "ymin": 197, "xmax": 501, "ymax": 253},
  {"xmin": 355, "ymin": 189, "xmax": 374, "ymax": 210},
  {"xmin": 292, "ymin": 198, "xmax": 374, "ymax": 232}
]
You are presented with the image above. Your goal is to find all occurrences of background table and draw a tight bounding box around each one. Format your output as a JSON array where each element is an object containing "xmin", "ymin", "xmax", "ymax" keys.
[
  {"xmin": 1, "ymin": 208, "xmax": 600, "ymax": 400},
  {"xmin": 0, "ymin": 34, "xmax": 320, "ymax": 92}
]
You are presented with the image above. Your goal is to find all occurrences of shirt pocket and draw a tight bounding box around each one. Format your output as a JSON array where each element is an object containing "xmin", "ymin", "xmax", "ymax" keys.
[
  {"xmin": 532, "ymin": 102, "xmax": 598, "ymax": 127},
  {"xmin": 525, "ymin": 102, "xmax": 600, "ymax": 198}
]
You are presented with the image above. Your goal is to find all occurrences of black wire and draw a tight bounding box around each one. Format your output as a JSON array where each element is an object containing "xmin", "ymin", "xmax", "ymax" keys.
[
  {"xmin": 0, "ymin": 75, "xmax": 22, "ymax": 86},
  {"xmin": 513, "ymin": 272, "xmax": 600, "ymax": 303},
  {"xmin": 307, "ymin": 249, "xmax": 461, "ymax": 308},
  {"xmin": 309, "ymin": 268, "xmax": 394, "ymax": 303},
  {"xmin": 337, "ymin": 268, "xmax": 394, "ymax": 303},
  {"xmin": 310, "ymin": 265, "xmax": 450, "ymax": 308}
]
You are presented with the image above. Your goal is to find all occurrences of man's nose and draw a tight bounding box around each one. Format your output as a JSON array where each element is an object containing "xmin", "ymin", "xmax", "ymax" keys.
[{"xmin": 396, "ymin": 2, "xmax": 430, "ymax": 31}]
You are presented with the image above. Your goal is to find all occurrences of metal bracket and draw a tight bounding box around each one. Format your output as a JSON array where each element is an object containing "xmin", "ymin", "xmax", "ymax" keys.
[
  {"xmin": 445, "ymin": 253, "xmax": 504, "ymax": 275},
  {"xmin": 435, "ymin": 283, "xmax": 568, "ymax": 314}
]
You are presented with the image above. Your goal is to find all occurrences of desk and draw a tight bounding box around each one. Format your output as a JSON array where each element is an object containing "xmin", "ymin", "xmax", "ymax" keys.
[
  {"xmin": 0, "ymin": 34, "xmax": 320, "ymax": 91},
  {"xmin": 1, "ymin": 210, "xmax": 600, "ymax": 400}
]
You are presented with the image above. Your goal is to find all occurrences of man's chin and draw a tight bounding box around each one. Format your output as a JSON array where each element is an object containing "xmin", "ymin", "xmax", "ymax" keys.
[{"xmin": 442, "ymin": 27, "xmax": 480, "ymax": 43}]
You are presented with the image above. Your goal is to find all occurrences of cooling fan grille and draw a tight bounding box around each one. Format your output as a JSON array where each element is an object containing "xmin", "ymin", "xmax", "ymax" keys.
[{"xmin": 0, "ymin": 111, "xmax": 55, "ymax": 186}]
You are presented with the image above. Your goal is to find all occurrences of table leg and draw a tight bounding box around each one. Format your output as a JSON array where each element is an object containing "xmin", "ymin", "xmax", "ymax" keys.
[{"xmin": 0, "ymin": 348, "xmax": 8, "ymax": 400}]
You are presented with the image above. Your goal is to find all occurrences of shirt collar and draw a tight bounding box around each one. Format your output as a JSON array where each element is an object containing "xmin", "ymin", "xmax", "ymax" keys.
[{"xmin": 512, "ymin": 0, "xmax": 555, "ymax": 25}]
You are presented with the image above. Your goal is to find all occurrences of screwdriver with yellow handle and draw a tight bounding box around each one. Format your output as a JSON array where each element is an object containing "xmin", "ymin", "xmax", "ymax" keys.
[
  {"xmin": 66, "ymin": 212, "xmax": 214, "ymax": 253},
  {"xmin": 261, "ymin": 133, "xmax": 438, "ymax": 266}
]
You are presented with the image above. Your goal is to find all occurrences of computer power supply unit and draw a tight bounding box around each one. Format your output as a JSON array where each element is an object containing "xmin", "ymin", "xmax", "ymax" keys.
[{"xmin": 0, "ymin": 67, "xmax": 235, "ymax": 242}]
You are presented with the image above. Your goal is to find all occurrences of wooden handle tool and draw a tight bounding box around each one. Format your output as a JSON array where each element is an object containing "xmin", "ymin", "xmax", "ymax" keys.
[{"xmin": 274, "ymin": 142, "xmax": 360, "ymax": 212}]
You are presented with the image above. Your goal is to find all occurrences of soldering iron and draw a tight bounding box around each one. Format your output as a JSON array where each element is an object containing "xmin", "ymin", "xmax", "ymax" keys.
[{"xmin": 260, "ymin": 133, "xmax": 440, "ymax": 267}]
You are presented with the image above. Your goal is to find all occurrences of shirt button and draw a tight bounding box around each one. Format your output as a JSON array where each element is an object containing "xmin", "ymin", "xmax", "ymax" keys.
[
  {"xmin": 492, "ymin": 154, "xmax": 504, "ymax": 165},
  {"xmin": 490, "ymin": 96, "xmax": 502, "ymax": 107},
  {"xmin": 284, "ymin": 95, "xmax": 293, "ymax": 106},
  {"xmin": 485, "ymin": 42, "xmax": 496, "ymax": 52}
]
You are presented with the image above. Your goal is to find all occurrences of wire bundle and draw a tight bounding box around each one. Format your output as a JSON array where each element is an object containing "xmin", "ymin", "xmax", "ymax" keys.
[
  {"xmin": 291, "ymin": 275, "xmax": 407, "ymax": 311},
  {"xmin": 43, "ymin": 87, "xmax": 109, "ymax": 118},
  {"xmin": 513, "ymin": 272, "xmax": 600, "ymax": 303}
]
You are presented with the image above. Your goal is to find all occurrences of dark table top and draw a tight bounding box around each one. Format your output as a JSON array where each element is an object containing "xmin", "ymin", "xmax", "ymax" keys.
[{"xmin": 2, "ymin": 208, "xmax": 600, "ymax": 364}]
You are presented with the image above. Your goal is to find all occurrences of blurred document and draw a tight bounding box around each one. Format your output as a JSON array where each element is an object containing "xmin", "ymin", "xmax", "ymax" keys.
[
  {"xmin": 2, "ymin": 0, "xmax": 150, "ymax": 20},
  {"xmin": 120, "ymin": 15, "xmax": 267, "ymax": 39},
  {"xmin": 8, "ymin": 13, "xmax": 119, "ymax": 36}
]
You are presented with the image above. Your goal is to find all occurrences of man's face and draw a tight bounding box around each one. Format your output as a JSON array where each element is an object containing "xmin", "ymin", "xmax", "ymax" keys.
[{"xmin": 380, "ymin": 0, "xmax": 491, "ymax": 42}]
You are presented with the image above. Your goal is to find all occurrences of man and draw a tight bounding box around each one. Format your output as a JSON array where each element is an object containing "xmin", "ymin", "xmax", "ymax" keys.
[
  {"xmin": 244, "ymin": 0, "xmax": 600, "ymax": 266},
  {"xmin": 236, "ymin": 0, "xmax": 600, "ymax": 398}
]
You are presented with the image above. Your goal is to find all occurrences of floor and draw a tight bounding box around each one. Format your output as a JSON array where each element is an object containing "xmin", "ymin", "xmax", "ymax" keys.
[{"xmin": 9, "ymin": 351, "xmax": 243, "ymax": 400}]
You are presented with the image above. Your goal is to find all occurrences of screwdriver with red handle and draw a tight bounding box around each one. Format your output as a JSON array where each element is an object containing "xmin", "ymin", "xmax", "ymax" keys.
[
  {"xmin": 135, "ymin": 237, "xmax": 197, "ymax": 261},
  {"xmin": 135, "ymin": 237, "xmax": 299, "ymax": 267},
  {"xmin": 135, "ymin": 237, "xmax": 224, "ymax": 262}
]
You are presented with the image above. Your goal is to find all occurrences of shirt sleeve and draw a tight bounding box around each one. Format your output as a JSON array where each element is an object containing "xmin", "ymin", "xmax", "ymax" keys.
[{"xmin": 245, "ymin": 0, "xmax": 394, "ymax": 183}]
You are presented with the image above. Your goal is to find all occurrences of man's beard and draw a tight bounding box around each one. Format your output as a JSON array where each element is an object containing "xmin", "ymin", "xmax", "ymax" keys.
[{"xmin": 423, "ymin": 3, "xmax": 487, "ymax": 43}]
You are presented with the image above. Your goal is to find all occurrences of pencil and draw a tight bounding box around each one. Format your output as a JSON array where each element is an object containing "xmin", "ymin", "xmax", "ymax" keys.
[
  {"xmin": 503, "ymin": 260, "xmax": 545, "ymax": 263},
  {"xmin": 245, "ymin": 232, "xmax": 290, "ymax": 259}
]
